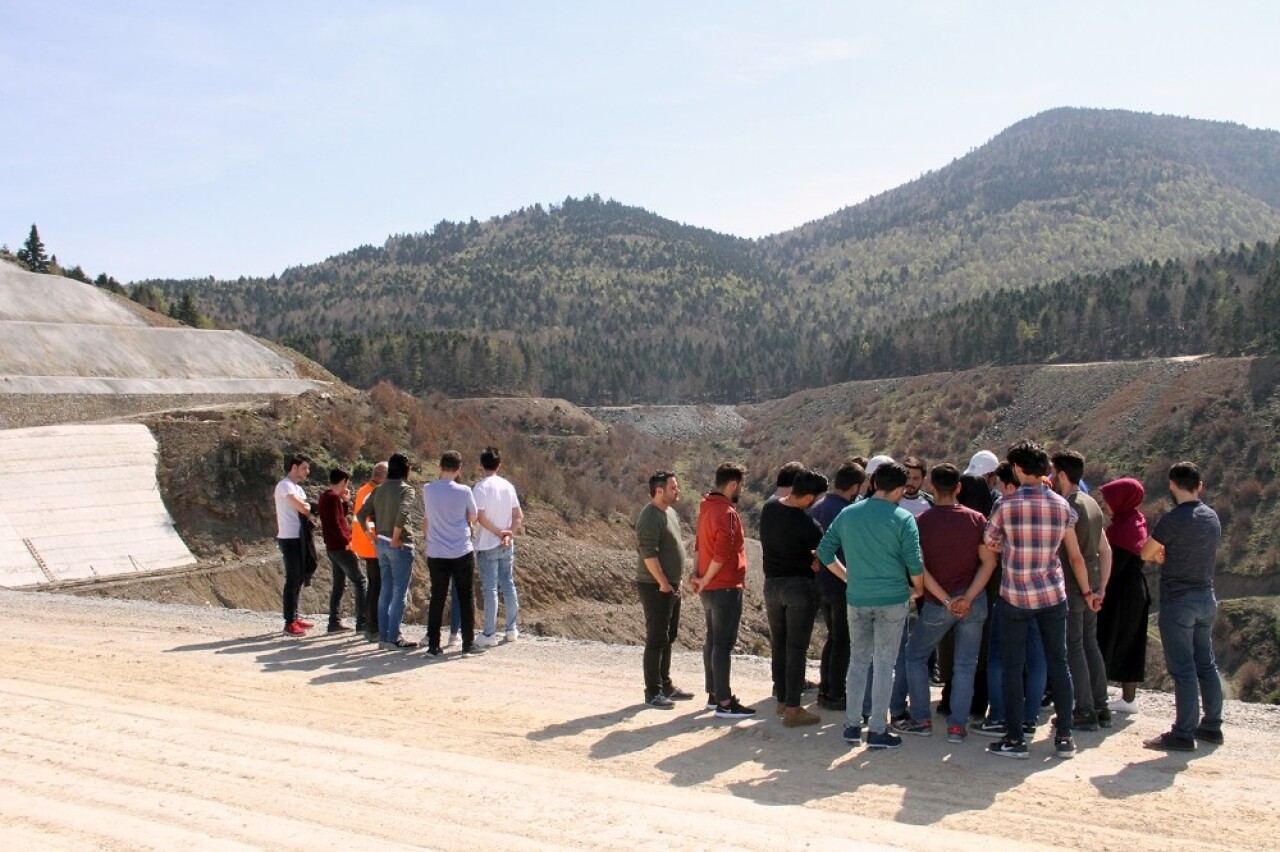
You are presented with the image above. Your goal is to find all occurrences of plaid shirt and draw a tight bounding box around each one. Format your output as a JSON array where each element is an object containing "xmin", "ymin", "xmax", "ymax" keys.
[{"xmin": 984, "ymin": 484, "xmax": 1077, "ymax": 609}]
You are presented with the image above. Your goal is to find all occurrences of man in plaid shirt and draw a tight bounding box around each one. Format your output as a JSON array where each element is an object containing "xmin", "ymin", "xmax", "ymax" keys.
[{"xmin": 983, "ymin": 440, "xmax": 1099, "ymax": 760}]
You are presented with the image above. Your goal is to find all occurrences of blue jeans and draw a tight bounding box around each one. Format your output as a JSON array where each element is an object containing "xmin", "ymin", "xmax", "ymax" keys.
[
  {"xmin": 907, "ymin": 593, "xmax": 988, "ymax": 729},
  {"xmin": 986, "ymin": 597, "xmax": 1047, "ymax": 723},
  {"xmin": 847, "ymin": 601, "xmax": 909, "ymax": 734},
  {"xmin": 476, "ymin": 544, "xmax": 519, "ymax": 636},
  {"xmin": 863, "ymin": 610, "xmax": 909, "ymax": 719},
  {"xmin": 375, "ymin": 540, "xmax": 415, "ymax": 643},
  {"xmin": 1159, "ymin": 590, "xmax": 1223, "ymax": 739},
  {"xmin": 1000, "ymin": 599, "xmax": 1074, "ymax": 739}
]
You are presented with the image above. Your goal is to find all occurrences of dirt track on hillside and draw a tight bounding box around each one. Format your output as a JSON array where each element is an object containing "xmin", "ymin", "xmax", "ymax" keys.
[{"xmin": 2, "ymin": 591, "xmax": 1277, "ymax": 850}]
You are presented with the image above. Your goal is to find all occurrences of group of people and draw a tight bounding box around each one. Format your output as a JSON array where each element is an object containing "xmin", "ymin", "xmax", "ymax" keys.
[
  {"xmin": 272, "ymin": 447, "xmax": 523, "ymax": 655},
  {"xmin": 634, "ymin": 440, "xmax": 1226, "ymax": 758}
]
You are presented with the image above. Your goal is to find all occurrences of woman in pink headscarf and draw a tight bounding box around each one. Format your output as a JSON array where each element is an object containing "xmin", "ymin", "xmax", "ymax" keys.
[{"xmin": 1096, "ymin": 478, "xmax": 1151, "ymax": 714}]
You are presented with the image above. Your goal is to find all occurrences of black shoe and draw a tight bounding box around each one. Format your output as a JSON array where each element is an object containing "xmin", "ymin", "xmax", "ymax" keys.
[
  {"xmin": 823, "ymin": 696, "xmax": 847, "ymax": 711},
  {"xmin": 1097, "ymin": 708, "xmax": 1114, "ymax": 729},
  {"xmin": 424, "ymin": 646, "xmax": 443, "ymax": 657},
  {"xmin": 890, "ymin": 712, "xmax": 911, "ymax": 725},
  {"xmin": 327, "ymin": 622, "xmax": 352, "ymax": 633},
  {"xmin": 929, "ymin": 665, "xmax": 944, "ymax": 686},
  {"xmin": 1054, "ymin": 735, "xmax": 1077, "ymax": 759},
  {"xmin": 1051, "ymin": 712, "xmax": 1099, "ymax": 732},
  {"xmin": 1143, "ymin": 731, "xmax": 1196, "ymax": 752},
  {"xmin": 1022, "ymin": 722, "xmax": 1037, "ymax": 735},
  {"xmin": 705, "ymin": 694, "xmax": 718, "ymax": 711},
  {"xmin": 1193, "ymin": 725, "xmax": 1224, "ymax": 745},
  {"xmin": 866, "ymin": 730, "xmax": 903, "ymax": 750},
  {"xmin": 988, "ymin": 738, "xmax": 1029, "ymax": 759},
  {"xmin": 842, "ymin": 724, "xmax": 862, "ymax": 744},
  {"xmin": 803, "ymin": 679, "xmax": 819, "ymax": 693},
  {"xmin": 971, "ymin": 718, "xmax": 1007, "ymax": 737},
  {"xmin": 714, "ymin": 697, "xmax": 757, "ymax": 719},
  {"xmin": 462, "ymin": 644, "xmax": 487, "ymax": 655},
  {"xmin": 663, "ymin": 685, "xmax": 694, "ymax": 701}
]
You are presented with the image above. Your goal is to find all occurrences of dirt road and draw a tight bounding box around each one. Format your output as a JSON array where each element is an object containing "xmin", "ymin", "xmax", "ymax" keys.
[{"xmin": 2, "ymin": 590, "xmax": 1275, "ymax": 850}]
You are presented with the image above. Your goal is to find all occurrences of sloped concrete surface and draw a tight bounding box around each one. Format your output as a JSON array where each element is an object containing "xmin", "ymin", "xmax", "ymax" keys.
[{"xmin": 0, "ymin": 424, "xmax": 196, "ymax": 586}]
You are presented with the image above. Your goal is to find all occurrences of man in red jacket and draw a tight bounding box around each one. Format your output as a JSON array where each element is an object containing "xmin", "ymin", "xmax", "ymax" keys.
[
  {"xmin": 317, "ymin": 468, "xmax": 368, "ymax": 634},
  {"xmin": 692, "ymin": 463, "xmax": 756, "ymax": 719}
]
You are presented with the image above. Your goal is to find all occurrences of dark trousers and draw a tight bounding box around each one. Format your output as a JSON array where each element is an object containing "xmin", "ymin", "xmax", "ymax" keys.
[
  {"xmin": 819, "ymin": 590, "xmax": 850, "ymax": 701},
  {"xmin": 701, "ymin": 588, "xmax": 743, "ymax": 703},
  {"xmin": 765, "ymin": 576, "xmax": 819, "ymax": 707},
  {"xmin": 1067, "ymin": 595, "xmax": 1108, "ymax": 716},
  {"xmin": 427, "ymin": 554, "xmax": 476, "ymax": 650},
  {"xmin": 362, "ymin": 556, "xmax": 381, "ymax": 633},
  {"xmin": 277, "ymin": 537, "xmax": 305, "ymax": 625},
  {"xmin": 1001, "ymin": 599, "xmax": 1074, "ymax": 739},
  {"xmin": 637, "ymin": 581, "xmax": 681, "ymax": 697},
  {"xmin": 326, "ymin": 549, "xmax": 368, "ymax": 629}
]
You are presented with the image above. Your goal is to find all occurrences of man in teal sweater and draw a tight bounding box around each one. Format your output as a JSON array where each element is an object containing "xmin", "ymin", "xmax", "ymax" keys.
[{"xmin": 817, "ymin": 461, "xmax": 924, "ymax": 750}]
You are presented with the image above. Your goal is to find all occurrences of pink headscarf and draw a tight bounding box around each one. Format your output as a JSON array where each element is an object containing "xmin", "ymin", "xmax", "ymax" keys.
[{"xmin": 1099, "ymin": 478, "xmax": 1147, "ymax": 556}]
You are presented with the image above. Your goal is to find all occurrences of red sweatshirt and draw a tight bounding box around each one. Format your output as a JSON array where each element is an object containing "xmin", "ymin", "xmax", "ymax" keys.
[{"xmin": 696, "ymin": 492, "xmax": 747, "ymax": 590}]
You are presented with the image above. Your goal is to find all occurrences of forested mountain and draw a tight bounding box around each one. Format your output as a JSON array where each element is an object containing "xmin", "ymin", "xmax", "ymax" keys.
[{"xmin": 150, "ymin": 108, "xmax": 1280, "ymax": 403}]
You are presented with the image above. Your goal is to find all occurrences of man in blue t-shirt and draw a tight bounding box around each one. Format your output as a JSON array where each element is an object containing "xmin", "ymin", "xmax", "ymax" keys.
[
  {"xmin": 423, "ymin": 451, "xmax": 481, "ymax": 656},
  {"xmin": 1141, "ymin": 461, "xmax": 1224, "ymax": 751}
]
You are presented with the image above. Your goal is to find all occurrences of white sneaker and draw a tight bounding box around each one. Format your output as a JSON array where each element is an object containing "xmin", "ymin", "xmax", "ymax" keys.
[
  {"xmin": 446, "ymin": 631, "xmax": 462, "ymax": 648},
  {"xmin": 1109, "ymin": 698, "xmax": 1139, "ymax": 715},
  {"xmin": 474, "ymin": 632, "xmax": 499, "ymax": 648},
  {"xmin": 504, "ymin": 628, "xmax": 519, "ymax": 642}
]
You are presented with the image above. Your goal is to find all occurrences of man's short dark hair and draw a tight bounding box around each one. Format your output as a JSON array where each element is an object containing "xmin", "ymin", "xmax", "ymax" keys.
[
  {"xmin": 714, "ymin": 463, "xmax": 745, "ymax": 490},
  {"xmin": 1170, "ymin": 461, "xmax": 1202, "ymax": 492},
  {"xmin": 791, "ymin": 468, "xmax": 829, "ymax": 498},
  {"xmin": 902, "ymin": 455, "xmax": 926, "ymax": 474},
  {"xmin": 994, "ymin": 461, "xmax": 1017, "ymax": 489},
  {"xmin": 1051, "ymin": 451, "xmax": 1085, "ymax": 485},
  {"xmin": 850, "ymin": 456, "xmax": 867, "ymax": 468},
  {"xmin": 387, "ymin": 452, "xmax": 410, "ymax": 480},
  {"xmin": 929, "ymin": 463, "xmax": 960, "ymax": 494},
  {"xmin": 440, "ymin": 451, "xmax": 462, "ymax": 472},
  {"xmin": 479, "ymin": 446, "xmax": 501, "ymax": 471},
  {"xmin": 284, "ymin": 453, "xmax": 310, "ymax": 473},
  {"xmin": 648, "ymin": 470, "xmax": 675, "ymax": 496},
  {"xmin": 1006, "ymin": 440, "xmax": 1050, "ymax": 478},
  {"xmin": 775, "ymin": 461, "xmax": 805, "ymax": 489},
  {"xmin": 329, "ymin": 468, "xmax": 350, "ymax": 486},
  {"xmin": 874, "ymin": 461, "xmax": 908, "ymax": 492},
  {"xmin": 833, "ymin": 462, "xmax": 865, "ymax": 493}
]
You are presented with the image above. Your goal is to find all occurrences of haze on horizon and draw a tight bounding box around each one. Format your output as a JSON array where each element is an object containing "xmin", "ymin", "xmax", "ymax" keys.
[{"xmin": 4, "ymin": 0, "xmax": 1280, "ymax": 283}]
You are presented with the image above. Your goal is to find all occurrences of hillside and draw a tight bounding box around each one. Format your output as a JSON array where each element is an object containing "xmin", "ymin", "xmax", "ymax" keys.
[{"xmin": 149, "ymin": 109, "xmax": 1280, "ymax": 404}]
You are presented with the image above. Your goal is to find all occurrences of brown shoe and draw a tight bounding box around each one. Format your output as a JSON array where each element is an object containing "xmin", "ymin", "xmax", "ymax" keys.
[
  {"xmin": 783, "ymin": 706, "xmax": 821, "ymax": 728},
  {"xmin": 776, "ymin": 701, "xmax": 785, "ymax": 716}
]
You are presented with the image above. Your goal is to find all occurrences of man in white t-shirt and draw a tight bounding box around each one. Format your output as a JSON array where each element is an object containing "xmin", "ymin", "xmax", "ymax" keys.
[
  {"xmin": 423, "ymin": 451, "xmax": 481, "ymax": 655},
  {"xmin": 472, "ymin": 446, "xmax": 524, "ymax": 647},
  {"xmin": 274, "ymin": 453, "xmax": 314, "ymax": 636}
]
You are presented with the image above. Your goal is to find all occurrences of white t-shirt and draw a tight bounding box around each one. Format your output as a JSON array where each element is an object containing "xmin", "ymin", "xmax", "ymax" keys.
[
  {"xmin": 274, "ymin": 477, "xmax": 307, "ymax": 538},
  {"xmin": 898, "ymin": 493, "xmax": 933, "ymax": 518},
  {"xmin": 473, "ymin": 473, "xmax": 520, "ymax": 551}
]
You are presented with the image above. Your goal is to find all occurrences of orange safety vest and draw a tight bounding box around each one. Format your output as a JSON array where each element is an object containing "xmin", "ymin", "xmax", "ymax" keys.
[{"xmin": 351, "ymin": 481, "xmax": 378, "ymax": 559}]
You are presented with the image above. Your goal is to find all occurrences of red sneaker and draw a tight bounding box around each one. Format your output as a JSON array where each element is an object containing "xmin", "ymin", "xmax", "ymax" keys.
[
  {"xmin": 284, "ymin": 621, "xmax": 306, "ymax": 636},
  {"xmin": 295, "ymin": 618, "xmax": 315, "ymax": 629}
]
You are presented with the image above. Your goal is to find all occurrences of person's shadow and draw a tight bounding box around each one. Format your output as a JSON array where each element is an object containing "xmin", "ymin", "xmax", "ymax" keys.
[
  {"xmin": 1089, "ymin": 746, "xmax": 1211, "ymax": 799},
  {"xmin": 166, "ymin": 631, "xmax": 448, "ymax": 683}
]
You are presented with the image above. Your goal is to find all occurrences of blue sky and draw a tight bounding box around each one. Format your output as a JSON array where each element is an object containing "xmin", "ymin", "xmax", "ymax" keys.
[{"xmin": 4, "ymin": 1, "xmax": 1279, "ymax": 282}]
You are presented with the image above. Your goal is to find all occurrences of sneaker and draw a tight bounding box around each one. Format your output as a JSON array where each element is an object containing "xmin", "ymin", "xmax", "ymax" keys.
[
  {"xmin": 423, "ymin": 646, "xmax": 443, "ymax": 657},
  {"xmin": 1022, "ymin": 722, "xmax": 1037, "ymax": 736},
  {"xmin": 971, "ymin": 718, "xmax": 1007, "ymax": 737},
  {"xmin": 842, "ymin": 724, "xmax": 862, "ymax": 744},
  {"xmin": 1054, "ymin": 735, "xmax": 1077, "ymax": 759},
  {"xmin": 646, "ymin": 693, "xmax": 676, "ymax": 709},
  {"xmin": 947, "ymin": 725, "xmax": 967, "ymax": 744},
  {"xmin": 1143, "ymin": 731, "xmax": 1195, "ymax": 752},
  {"xmin": 390, "ymin": 637, "xmax": 417, "ymax": 650},
  {"xmin": 866, "ymin": 730, "xmax": 903, "ymax": 750},
  {"xmin": 1109, "ymin": 698, "xmax": 1139, "ymax": 715},
  {"xmin": 664, "ymin": 686, "xmax": 695, "ymax": 701},
  {"xmin": 378, "ymin": 640, "xmax": 397, "ymax": 650},
  {"xmin": 891, "ymin": 717, "xmax": 933, "ymax": 737},
  {"xmin": 714, "ymin": 697, "xmax": 757, "ymax": 719},
  {"xmin": 446, "ymin": 631, "xmax": 462, "ymax": 648},
  {"xmin": 988, "ymin": 738, "xmax": 1029, "ymax": 759},
  {"xmin": 823, "ymin": 696, "xmax": 847, "ymax": 711},
  {"xmin": 1193, "ymin": 725, "xmax": 1224, "ymax": 745},
  {"xmin": 504, "ymin": 628, "xmax": 519, "ymax": 642},
  {"xmin": 1051, "ymin": 712, "xmax": 1099, "ymax": 732},
  {"xmin": 890, "ymin": 711, "xmax": 911, "ymax": 725},
  {"xmin": 474, "ymin": 632, "xmax": 499, "ymax": 648},
  {"xmin": 705, "ymin": 694, "xmax": 718, "ymax": 711},
  {"xmin": 283, "ymin": 621, "xmax": 306, "ymax": 636},
  {"xmin": 803, "ymin": 679, "xmax": 819, "ymax": 693},
  {"xmin": 1097, "ymin": 708, "xmax": 1114, "ymax": 728},
  {"xmin": 462, "ymin": 644, "xmax": 487, "ymax": 655},
  {"xmin": 327, "ymin": 622, "xmax": 352, "ymax": 634},
  {"xmin": 295, "ymin": 618, "xmax": 315, "ymax": 629},
  {"xmin": 782, "ymin": 707, "xmax": 821, "ymax": 728}
]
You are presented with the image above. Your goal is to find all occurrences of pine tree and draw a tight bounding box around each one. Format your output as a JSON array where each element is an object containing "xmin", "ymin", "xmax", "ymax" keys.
[{"xmin": 15, "ymin": 224, "xmax": 49, "ymax": 273}]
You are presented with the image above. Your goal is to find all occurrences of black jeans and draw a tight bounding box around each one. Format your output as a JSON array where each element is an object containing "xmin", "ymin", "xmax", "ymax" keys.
[
  {"xmin": 427, "ymin": 554, "xmax": 476, "ymax": 650},
  {"xmin": 362, "ymin": 556, "xmax": 381, "ymax": 634},
  {"xmin": 701, "ymin": 588, "xmax": 743, "ymax": 703},
  {"xmin": 277, "ymin": 537, "xmax": 305, "ymax": 625},
  {"xmin": 1067, "ymin": 595, "xmax": 1108, "ymax": 716},
  {"xmin": 819, "ymin": 590, "xmax": 850, "ymax": 701},
  {"xmin": 637, "ymin": 581, "xmax": 681, "ymax": 697},
  {"xmin": 765, "ymin": 576, "xmax": 819, "ymax": 707},
  {"xmin": 1001, "ymin": 599, "xmax": 1074, "ymax": 739},
  {"xmin": 326, "ymin": 549, "xmax": 368, "ymax": 629}
]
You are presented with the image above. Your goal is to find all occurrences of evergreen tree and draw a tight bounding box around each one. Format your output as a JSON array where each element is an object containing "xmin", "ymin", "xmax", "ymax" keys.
[{"xmin": 16, "ymin": 224, "xmax": 49, "ymax": 273}]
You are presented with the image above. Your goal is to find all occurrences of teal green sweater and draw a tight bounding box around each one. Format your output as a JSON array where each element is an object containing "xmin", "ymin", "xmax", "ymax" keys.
[{"xmin": 816, "ymin": 496, "xmax": 923, "ymax": 606}]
